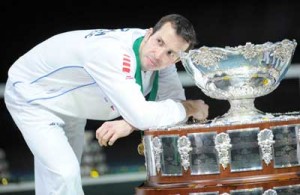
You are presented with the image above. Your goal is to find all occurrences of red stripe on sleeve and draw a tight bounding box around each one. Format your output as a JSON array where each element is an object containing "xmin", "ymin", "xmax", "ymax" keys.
[
  {"xmin": 122, "ymin": 67, "xmax": 130, "ymax": 73},
  {"xmin": 123, "ymin": 62, "xmax": 131, "ymax": 67}
]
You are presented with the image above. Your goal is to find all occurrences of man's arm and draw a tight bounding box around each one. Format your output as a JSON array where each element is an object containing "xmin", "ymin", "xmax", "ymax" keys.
[
  {"xmin": 96, "ymin": 99, "xmax": 208, "ymax": 146},
  {"xmin": 181, "ymin": 99, "xmax": 209, "ymax": 120}
]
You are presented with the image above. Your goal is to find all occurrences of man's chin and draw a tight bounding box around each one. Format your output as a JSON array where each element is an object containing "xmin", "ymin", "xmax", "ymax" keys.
[
  {"xmin": 143, "ymin": 65, "xmax": 156, "ymax": 71},
  {"xmin": 148, "ymin": 67, "xmax": 159, "ymax": 71}
]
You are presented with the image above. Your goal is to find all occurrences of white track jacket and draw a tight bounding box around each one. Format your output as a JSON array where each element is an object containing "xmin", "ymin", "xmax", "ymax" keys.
[{"xmin": 7, "ymin": 28, "xmax": 187, "ymax": 130}]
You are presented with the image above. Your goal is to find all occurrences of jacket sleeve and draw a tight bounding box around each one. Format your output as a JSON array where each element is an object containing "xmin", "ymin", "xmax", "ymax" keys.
[{"xmin": 84, "ymin": 38, "xmax": 186, "ymax": 130}]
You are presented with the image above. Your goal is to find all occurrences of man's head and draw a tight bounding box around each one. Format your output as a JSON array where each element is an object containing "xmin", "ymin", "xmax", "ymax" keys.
[
  {"xmin": 140, "ymin": 14, "xmax": 197, "ymax": 71},
  {"xmin": 152, "ymin": 14, "xmax": 197, "ymax": 51}
]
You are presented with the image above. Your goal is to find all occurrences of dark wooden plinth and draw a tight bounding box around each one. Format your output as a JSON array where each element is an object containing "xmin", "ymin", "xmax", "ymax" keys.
[{"xmin": 135, "ymin": 177, "xmax": 300, "ymax": 194}]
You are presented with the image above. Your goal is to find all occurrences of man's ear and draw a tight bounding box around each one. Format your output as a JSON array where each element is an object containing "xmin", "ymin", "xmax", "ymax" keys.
[{"xmin": 144, "ymin": 28, "xmax": 153, "ymax": 40}]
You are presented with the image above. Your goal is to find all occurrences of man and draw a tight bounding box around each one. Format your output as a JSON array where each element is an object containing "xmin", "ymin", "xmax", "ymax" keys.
[{"xmin": 4, "ymin": 14, "xmax": 208, "ymax": 194}]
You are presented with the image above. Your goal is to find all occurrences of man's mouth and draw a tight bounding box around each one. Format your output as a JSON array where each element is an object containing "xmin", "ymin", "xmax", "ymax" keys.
[{"xmin": 148, "ymin": 57, "xmax": 157, "ymax": 68}]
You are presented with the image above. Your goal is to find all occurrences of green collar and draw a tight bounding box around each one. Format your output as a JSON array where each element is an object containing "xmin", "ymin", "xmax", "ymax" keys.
[{"xmin": 133, "ymin": 36, "xmax": 158, "ymax": 101}]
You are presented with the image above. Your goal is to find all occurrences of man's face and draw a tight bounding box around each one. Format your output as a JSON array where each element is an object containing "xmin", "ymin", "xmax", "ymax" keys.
[{"xmin": 139, "ymin": 22, "xmax": 189, "ymax": 71}]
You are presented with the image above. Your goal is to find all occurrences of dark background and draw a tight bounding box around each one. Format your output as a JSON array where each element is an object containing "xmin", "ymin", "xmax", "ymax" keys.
[
  {"xmin": 0, "ymin": 0, "xmax": 300, "ymax": 192},
  {"xmin": 1, "ymin": 0, "xmax": 300, "ymax": 82}
]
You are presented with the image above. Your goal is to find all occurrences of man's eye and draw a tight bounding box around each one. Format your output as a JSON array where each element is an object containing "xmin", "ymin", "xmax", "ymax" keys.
[
  {"xmin": 168, "ymin": 51, "xmax": 175, "ymax": 57},
  {"xmin": 167, "ymin": 51, "xmax": 179, "ymax": 62},
  {"xmin": 157, "ymin": 39, "xmax": 163, "ymax": 45}
]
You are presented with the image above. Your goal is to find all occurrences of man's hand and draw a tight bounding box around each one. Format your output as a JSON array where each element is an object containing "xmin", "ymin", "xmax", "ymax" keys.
[
  {"xmin": 181, "ymin": 100, "xmax": 209, "ymax": 120},
  {"xmin": 96, "ymin": 119, "xmax": 135, "ymax": 147}
]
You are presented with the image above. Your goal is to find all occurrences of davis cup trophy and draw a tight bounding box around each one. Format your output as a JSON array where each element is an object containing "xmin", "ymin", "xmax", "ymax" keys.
[
  {"xmin": 136, "ymin": 39, "xmax": 300, "ymax": 195},
  {"xmin": 180, "ymin": 39, "xmax": 297, "ymax": 124}
]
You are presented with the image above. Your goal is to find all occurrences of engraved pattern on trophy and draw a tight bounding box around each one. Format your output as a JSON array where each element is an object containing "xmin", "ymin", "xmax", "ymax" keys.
[
  {"xmin": 151, "ymin": 136, "xmax": 162, "ymax": 174},
  {"xmin": 214, "ymin": 132, "xmax": 232, "ymax": 170},
  {"xmin": 258, "ymin": 128, "xmax": 275, "ymax": 165},
  {"xmin": 177, "ymin": 136, "xmax": 192, "ymax": 171},
  {"xmin": 262, "ymin": 189, "xmax": 277, "ymax": 195}
]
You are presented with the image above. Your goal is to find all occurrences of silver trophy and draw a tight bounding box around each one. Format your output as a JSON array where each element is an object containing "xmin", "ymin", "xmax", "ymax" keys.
[{"xmin": 180, "ymin": 39, "xmax": 297, "ymax": 124}]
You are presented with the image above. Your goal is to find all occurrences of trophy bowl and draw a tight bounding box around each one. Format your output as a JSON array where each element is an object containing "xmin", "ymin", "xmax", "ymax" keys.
[{"xmin": 180, "ymin": 39, "xmax": 297, "ymax": 124}]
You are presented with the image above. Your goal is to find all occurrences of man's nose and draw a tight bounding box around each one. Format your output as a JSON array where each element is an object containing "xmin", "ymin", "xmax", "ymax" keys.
[{"xmin": 155, "ymin": 48, "xmax": 166, "ymax": 59}]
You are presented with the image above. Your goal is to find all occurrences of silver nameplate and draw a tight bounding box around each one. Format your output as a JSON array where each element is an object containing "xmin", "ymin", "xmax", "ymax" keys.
[
  {"xmin": 231, "ymin": 187, "xmax": 263, "ymax": 195},
  {"xmin": 160, "ymin": 135, "xmax": 182, "ymax": 176},
  {"xmin": 188, "ymin": 132, "xmax": 219, "ymax": 175},
  {"xmin": 272, "ymin": 124, "xmax": 300, "ymax": 168},
  {"xmin": 228, "ymin": 128, "xmax": 262, "ymax": 172}
]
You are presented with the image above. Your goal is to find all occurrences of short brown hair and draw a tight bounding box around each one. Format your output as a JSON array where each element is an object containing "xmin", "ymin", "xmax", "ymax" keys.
[{"xmin": 152, "ymin": 14, "xmax": 197, "ymax": 51}]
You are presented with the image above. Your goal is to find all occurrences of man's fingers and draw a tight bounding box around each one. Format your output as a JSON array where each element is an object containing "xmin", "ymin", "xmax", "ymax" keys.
[
  {"xmin": 101, "ymin": 130, "xmax": 114, "ymax": 147},
  {"xmin": 96, "ymin": 124, "xmax": 111, "ymax": 146},
  {"xmin": 194, "ymin": 102, "xmax": 209, "ymax": 120},
  {"xmin": 96, "ymin": 128, "xmax": 107, "ymax": 146},
  {"xmin": 96, "ymin": 120, "xmax": 134, "ymax": 147},
  {"xmin": 108, "ymin": 134, "xmax": 119, "ymax": 146}
]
